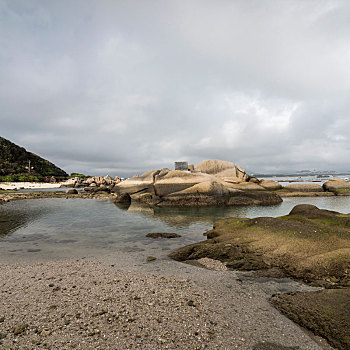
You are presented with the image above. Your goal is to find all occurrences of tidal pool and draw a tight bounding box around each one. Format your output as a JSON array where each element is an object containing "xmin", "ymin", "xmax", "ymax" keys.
[{"xmin": 1, "ymin": 196, "xmax": 350, "ymax": 263}]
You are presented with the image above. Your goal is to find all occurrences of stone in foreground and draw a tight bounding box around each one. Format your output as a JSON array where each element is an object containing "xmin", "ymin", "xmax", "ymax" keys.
[{"xmin": 169, "ymin": 204, "xmax": 350, "ymax": 287}]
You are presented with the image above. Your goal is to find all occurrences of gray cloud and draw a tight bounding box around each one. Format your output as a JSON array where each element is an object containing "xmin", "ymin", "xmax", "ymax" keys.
[{"xmin": 1, "ymin": 0, "xmax": 350, "ymax": 176}]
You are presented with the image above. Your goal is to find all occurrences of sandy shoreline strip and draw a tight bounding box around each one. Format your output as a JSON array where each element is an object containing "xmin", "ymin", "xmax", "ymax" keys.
[
  {"xmin": 0, "ymin": 182, "xmax": 62, "ymax": 190},
  {"xmin": 0, "ymin": 259, "xmax": 331, "ymax": 350}
]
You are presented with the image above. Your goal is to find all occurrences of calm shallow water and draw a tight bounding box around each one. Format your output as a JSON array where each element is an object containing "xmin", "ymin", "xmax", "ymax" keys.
[{"xmin": 1, "ymin": 196, "xmax": 350, "ymax": 263}]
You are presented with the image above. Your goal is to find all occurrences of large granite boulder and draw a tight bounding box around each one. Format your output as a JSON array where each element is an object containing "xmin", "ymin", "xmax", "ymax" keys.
[
  {"xmin": 167, "ymin": 180, "xmax": 237, "ymax": 197},
  {"xmin": 284, "ymin": 183, "xmax": 324, "ymax": 192},
  {"xmin": 157, "ymin": 181, "xmax": 235, "ymax": 206},
  {"xmin": 323, "ymin": 178, "xmax": 350, "ymax": 194},
  {"xmin": 60, "ymin": 177, "xmax": 81, "ymax": 188},
  {"xmin": 157, "ymin": 180, "xmax": 237, "ymax": 206},
  {"xmin": 103, "ymin": 175, "xmax": 113, "ymax": 186},
  {"xmin": 112, "ymin": 160, "xmax": 283, "ymax": 206},
  {"xmin": 157, "ymin": 180, "xmax": 282, "ymax": 207},
  {"xmin": 194, "ymin": 159, "xmax": 249, "ymax": 181},
  {"xmin": 224, "ymin": 182, "xmax": 266, "ymax": 191},
  {"xmin": 154, "ymin": 170, "xmax": 215, "ymax": 196},
  {"xmin": 86, "ymin": 177, "xmax": 97, "ymax": 185},
  {"xmin": 84, "ymin": 185, "xmax": 110, "ymax": 193},
  {"xmin": 114, "ymin": 169, "xmax": 160, "ymax": 194},
  {"xmin": 259, "ymin": 180, "xmax": 283, "ymax": 191},
  {"xmin": 86, "ymin": 175, "xmax": 113, "ymax": 186}
]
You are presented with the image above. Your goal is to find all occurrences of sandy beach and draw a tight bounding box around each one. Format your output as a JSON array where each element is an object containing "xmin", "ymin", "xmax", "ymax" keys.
[{"xmin": 0, "ymin": 182, "xmax": 62, "ymax": 191}]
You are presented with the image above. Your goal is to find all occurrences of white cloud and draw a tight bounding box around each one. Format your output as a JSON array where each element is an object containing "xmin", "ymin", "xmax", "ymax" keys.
[{"xmin": 1, "ymin": 0, "xmax": 350, "ymax": 176}]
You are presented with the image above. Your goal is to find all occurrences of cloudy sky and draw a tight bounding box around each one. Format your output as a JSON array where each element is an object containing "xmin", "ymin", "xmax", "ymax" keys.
[{"xmin": 1, "ymin": 0, "xmax": 350, "ymax": 177}]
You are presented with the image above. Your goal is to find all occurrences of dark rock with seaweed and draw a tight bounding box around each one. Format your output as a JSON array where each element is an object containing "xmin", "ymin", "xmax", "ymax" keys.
[{"xmin": 169, "ymin": 204, "xmax": 350, "ymax": 349}]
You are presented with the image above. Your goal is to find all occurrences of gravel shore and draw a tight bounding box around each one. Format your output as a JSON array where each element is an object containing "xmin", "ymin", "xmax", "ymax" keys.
[
  {"xmin": 0, "ymin": 257, "xmax": 334, "ymax": 350},
  {"xmin": 0, "ymin": 260, "xmax": 219, "ymax": 349}
]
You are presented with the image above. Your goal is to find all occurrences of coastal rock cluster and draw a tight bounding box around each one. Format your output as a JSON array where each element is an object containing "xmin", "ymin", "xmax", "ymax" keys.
[
  {"xmin": 61, "ymin": 175, "xmax": 121, "ymax": 193},
  {"xmin": 279, "ymin": 178, "xmax": 350, "ymax": 197},
  {"xmin": 113, "ymin": 160, "xmax": 283, "ymax": 207}
]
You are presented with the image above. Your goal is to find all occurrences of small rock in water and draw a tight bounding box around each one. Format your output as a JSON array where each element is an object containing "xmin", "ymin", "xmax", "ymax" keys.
[{"xmin": 146, "ymin": 232, "xmax": 181, "ymax": 239}]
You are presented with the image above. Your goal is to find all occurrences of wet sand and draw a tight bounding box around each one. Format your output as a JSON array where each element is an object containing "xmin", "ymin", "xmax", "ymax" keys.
[{"xmin": 0, "ymin": 249, "xmax": 334, "ymax": 350}]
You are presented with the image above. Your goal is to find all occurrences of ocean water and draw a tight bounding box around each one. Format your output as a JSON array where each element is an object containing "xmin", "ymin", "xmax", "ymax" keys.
[{"xmin": 1, "ymin": 196, "xmax": 350, "ymax": 263}]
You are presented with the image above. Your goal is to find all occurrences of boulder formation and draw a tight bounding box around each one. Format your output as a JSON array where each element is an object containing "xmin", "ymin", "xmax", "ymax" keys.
[
  {"xmin": 154, "ymin": 171, "xmax": 214, "ymax": 196},
  {"xmin": 283, "ymin": 183, "xmax": 324, "ymax": 192},
  {"xmin": 60, "ymin": 177, "xmax": 81, "ymax": 188},
  {"xmin": 259, "ymin": 180, "xmax": 283, "ymax": 191},
  {"xmin": 113, "ymin": 160, "xmax": 282, "ymax": 207},
  {"xmin": 61, "ymin": 174, "xmax": 122, "ymax": 193},
  {"xmin": 114, "ymin": 169, "xmax": 160, "ymax": 195},
  {"xmin": 195, "ymin": 159, "xmax": 249, "ymax": 182},
  {"xmin": 323, "ymin": 178, "xmax": 350, "ymax": 195}
]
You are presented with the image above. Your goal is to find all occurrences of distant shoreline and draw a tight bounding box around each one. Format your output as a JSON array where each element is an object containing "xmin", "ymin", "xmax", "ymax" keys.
[{"xmin": 0, "ymin": 182, "xmax": 62, "ymax": 190}]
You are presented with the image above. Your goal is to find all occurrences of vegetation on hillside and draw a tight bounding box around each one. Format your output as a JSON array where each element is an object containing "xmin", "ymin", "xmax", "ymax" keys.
[
  {"xmin": 0, "ymin": 136, "xmax": 68, "ymax": 182},
  {"xmin": 69, "ymin": 173, "xmax": 89, "ymax": 180}
]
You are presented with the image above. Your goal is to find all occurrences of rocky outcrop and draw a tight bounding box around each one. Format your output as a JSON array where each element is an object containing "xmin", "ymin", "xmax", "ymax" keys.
[
  {"xmin": 283, "ymin": 183, "xmax": 324, "ymax": 192},
  {"xmin": 113, "ymin": 160, "xmax": 282, "ymax": 207},
  {"xmin": 158, "ymin": 180, "xmax": 237, "ymax": 206},
  {"xmin": 154, "ymin": 171, "xmax": 215, "ymax": 196},
  {"xmin": 84, "ymin": 185, "xmax": 110, "ymax": 193},
  {"xmin": 86, "ymin": 175, "xmax": 118, "ymax": 187},
  {"xmin": 259, "ymin": 180, "xmax": 283, "ymax": 191},
  {"xmin": 323, "ymin": 178, "xmax": 350, "ymax": 194},
  {"xmin": 224, "ymin": 182, "xmax": 266, "ymax": 191},
  {"xmin": 169, "ymin": 204, "xmax": 350, "ymax": 287},
  {"xmin": 74, "ymin": 175, "xmax": 123, "ymax": 193},
  {"xmin": 156, "ymin": 180, "xmax": 282, "ymax": 207},
  {"xmin": 60, "ymin": 177, "xmax": 82, "ymax": 188},
  {"xmin": 289, "ymin": 204, "xmax": 339, "ymax": 218},
  {"xmin": 194, "ymin": 159, "xmax": 249, "ymax": 181},
  {"xmin": 113, "ymin": 170, "xmax": 160, "ymax": 195}
]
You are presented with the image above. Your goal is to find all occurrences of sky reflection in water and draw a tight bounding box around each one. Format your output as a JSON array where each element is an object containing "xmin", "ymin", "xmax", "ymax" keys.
[{"xmin": 1, "ymin": 197, "xmax": 350, "ymax": 262}]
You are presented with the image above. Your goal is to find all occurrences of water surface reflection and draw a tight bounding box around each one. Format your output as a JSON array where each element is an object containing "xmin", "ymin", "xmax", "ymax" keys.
[{"xmin": 1, "ymin": 196, "xmax": 350, "ymax": 263}]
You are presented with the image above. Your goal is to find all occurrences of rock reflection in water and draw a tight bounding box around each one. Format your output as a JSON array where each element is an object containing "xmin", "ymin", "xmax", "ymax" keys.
[
  {"xmin": 116, "ymin": 201, "xmax": 266, "ymax": 229},
  {"xmin": 116, "ymin": 196, "xmax": 350, "ymax": 229}
]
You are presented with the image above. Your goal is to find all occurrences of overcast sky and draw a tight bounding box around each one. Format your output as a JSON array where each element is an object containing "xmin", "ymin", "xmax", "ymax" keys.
[{"xmin": 1, "ymin": 0, "xmax": 350, "ymax": 176}]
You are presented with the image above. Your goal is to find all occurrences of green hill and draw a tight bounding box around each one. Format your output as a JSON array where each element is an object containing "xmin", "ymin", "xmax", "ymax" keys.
[{"xmin": 0, "ymin": 136, "xmax": 68, "ymax": 182}]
